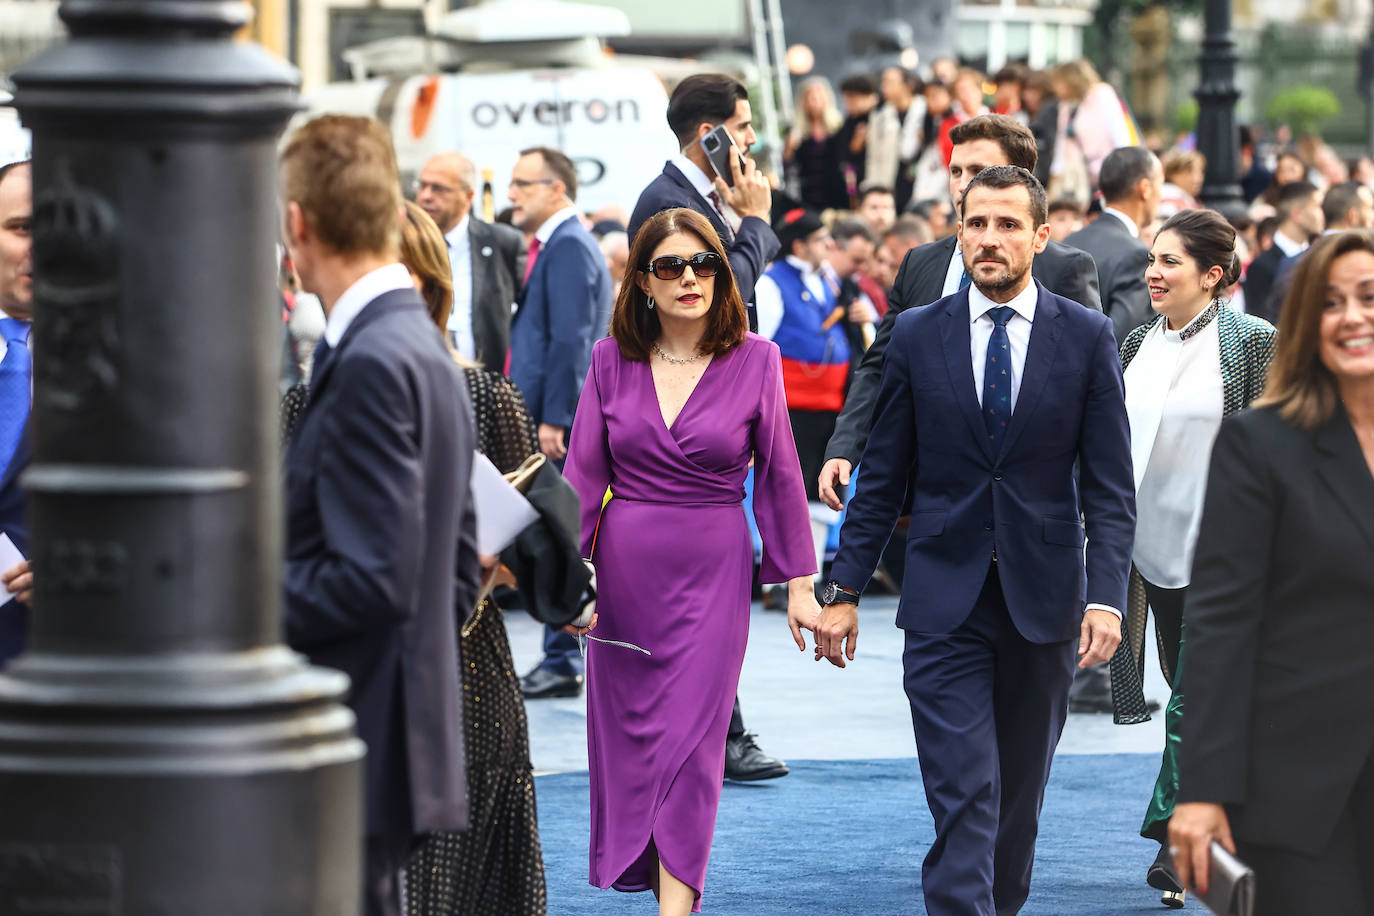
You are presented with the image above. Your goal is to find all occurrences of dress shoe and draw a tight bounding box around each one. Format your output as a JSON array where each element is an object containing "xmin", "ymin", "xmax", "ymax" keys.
[
  {"xmin": 1147, "ymin": 844, "xmax": 1185, "ymax": 899},
  {"xmin": 520, "ymin": 666, "xmax": 583, "ymax": 699},
  {"xmin": 724, "ymin": 731, "xmax": 788, "ymax": 781}
]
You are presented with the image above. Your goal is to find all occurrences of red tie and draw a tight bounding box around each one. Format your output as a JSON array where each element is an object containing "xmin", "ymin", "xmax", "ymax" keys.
[
  {"xmin": 523, "ymin": 237, "xmax": 541, "ymax": 286},
  {"xmin": 708, "ymin": 191, "xmax": 735, "ymax": 243}
]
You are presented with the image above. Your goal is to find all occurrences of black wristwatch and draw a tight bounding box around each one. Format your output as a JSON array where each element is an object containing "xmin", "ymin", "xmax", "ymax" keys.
[{"xmin": 821, "ymin": 580, "xmax": 860, "ymax": 607}]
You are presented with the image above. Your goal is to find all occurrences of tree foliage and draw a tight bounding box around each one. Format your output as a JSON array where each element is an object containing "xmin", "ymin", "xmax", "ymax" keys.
[{"xmin": 1263, "ymin": 84, "xmax": 1341, "ymax": 136}]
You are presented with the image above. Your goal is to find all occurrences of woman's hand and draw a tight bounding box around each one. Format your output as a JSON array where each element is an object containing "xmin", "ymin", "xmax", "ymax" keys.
[
  {"xmin": 1169, "ymin": 802, "xmax": 1236, "ymax": 896},
  {"xmin": 562, "ymin": 613, "xmax": 598, "ymax": 637},
  {"xmin": 785, "ymin": 577, "xmax": 821, "ymax": 651},
  {"xmin": 2, "ymin": 560, "xmax": 31, "ymax": 606}
]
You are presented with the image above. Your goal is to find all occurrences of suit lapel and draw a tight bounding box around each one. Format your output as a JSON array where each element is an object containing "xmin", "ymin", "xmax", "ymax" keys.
[
  {"xmin": 468, "ymin": 220, "xmax": 489, "ymax": 311},
  {"xmin": 665, "ymin": 162, "xmax": 731, "ymax": 243},
  {"xmin": 1314, "ymin": 409, "xmax": 1374, "ymax": 557},
  {"xmin": 308, "ymin": 290, "xmax": 422, "ymax": 407},
  {"xmin": 999, "ymin": 283, "xmax": 1064, "ymax": 460},
  {"xmin": 939, "ymin": 290, "xmax": 995, "ymax": 462}
]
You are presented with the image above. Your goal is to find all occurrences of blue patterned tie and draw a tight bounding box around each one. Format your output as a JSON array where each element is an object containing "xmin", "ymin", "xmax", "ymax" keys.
[
  {"xmin": 982, "ymin": 306, "xmax": 1015, "ymax": 452},
  {"xmin": 958, "ymin": 269, "xmax": 972, "ymax": 290},
  {"xmin": 0, "ymin": 318, "xmax": 30, "ymax": 471}
]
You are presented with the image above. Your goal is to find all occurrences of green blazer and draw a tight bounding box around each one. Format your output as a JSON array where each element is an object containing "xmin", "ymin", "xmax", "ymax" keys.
[{"xmin": 1110, "ymin": 301, "xmax": 1277, "ymax": 724}]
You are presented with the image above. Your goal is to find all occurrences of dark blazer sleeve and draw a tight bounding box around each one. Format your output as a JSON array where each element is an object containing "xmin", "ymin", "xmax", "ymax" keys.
[
  {"xmin": 1176, "ymin": 416, "xmax": 1276, "ymax": 805},
  {"xmin": 1075, "ymin": 315, "xmax": 1136, "ymax": 611},
  {"xmin": 1245, "ymin": 250, "xmax": 1280, "ymax": 325},
  {"xmin": 285, "ymin": 350, "xmax": 427, "ymax": 647},
  {"xmin": 1048, "ymin": 243, "xmax": 1102, "ymax": 312},
  {"xmin": 828, "ymin": 313, "xmax": 920, "ymax": 592},
  {"xmin": 725, "ymin": 215, "xmax": 779, "ymax": 298},
  {"xmin": 538, "ymin": 237, "xmax": 605, "ymax": 431}
]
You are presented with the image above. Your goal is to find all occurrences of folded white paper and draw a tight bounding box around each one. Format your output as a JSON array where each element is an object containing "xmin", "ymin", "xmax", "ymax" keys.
[
  {"xmin": 470, "ymin": 451, "xmax": 540, "ymax": 555},
  {"xmin": 0, "ymin": 532, "xmax": 25, "ymax": 601}
]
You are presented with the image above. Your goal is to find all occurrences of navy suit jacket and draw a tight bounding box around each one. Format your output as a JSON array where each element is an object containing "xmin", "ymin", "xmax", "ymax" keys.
[
  {"xmin": 285, "ymin": 287, "xmax": 480, "ymax": 843},
  {"xmin": 0, "ymin": 433, "xmax": 27, "ymax": 666},
  {"xmin": 510, "ymin": 216, "xmax": 611, "ymax": 431},
  {"xmin": 829, "ymin": 282, "xmax": 1135, "ymax": 644},
  {"xmin": 628, "ymin": 162, "xmax": 780, "ymax": 308}
]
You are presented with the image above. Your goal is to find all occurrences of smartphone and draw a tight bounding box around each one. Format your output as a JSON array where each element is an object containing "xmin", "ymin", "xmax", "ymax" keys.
[{"xmin": 700, "ymin": 124, "xmax": 746, "ymax": 187}]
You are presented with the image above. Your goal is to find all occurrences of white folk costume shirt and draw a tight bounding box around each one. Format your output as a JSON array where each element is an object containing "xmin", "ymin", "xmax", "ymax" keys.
[
  {"xmin": 1123, "ymin": 304, "xmax": 1224, "ymax": 588},
  {"xmin": 755, "ymin": 255, "xmax": 829, "ymax": 342}
]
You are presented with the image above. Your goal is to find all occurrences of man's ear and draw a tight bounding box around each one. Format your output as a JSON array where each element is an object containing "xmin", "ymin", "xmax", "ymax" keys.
[
  {"xmin": 1033, "ymin": 221, "xmax": 1051, "ymax": 253},
  {"xmin": 286, "ymin": 201, "xmax": 308, "ymax": 247}
]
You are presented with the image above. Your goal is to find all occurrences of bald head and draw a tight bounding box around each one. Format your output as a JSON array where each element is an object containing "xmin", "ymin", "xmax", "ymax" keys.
[{"xmin": 416, "ymin": 151, "xmax": 477, "ymax": 234}]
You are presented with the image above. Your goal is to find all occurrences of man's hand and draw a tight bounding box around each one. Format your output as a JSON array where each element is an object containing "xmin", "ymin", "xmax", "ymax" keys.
[
  {"xmin": 848, "ymin": 299, "xmax": 878, "ymax": 325},
  {"xmin": 817, "ymin": 458, "xmax": 852, "ymax": 511},
  {"xmin": 814, "ymin": 602, "xmax": 858, "ymax": 668},
  {"xmin": 538, "ymin": 424, "xmax": 567, "ymax": 461},
  {"xmin": 1077, "ymin": 608, "xmax": 1121, "ymax": 668},
  {"xmin": 714, "ymin": 154, "xmax": 771, "ymax": 222},
  {"xmin": 1169, "ymin": 802, "xmax": 1235, "ymax": 896},
  {"xmin": 562, "ymin": 612, "xmax": 598, "ymax": 637},
  {"xmin": 2, "ymin": 560, "xmax": 31, "ymax": 606}
]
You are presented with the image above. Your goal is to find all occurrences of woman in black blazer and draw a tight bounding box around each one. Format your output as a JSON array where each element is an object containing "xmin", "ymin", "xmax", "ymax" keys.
[{"xmin": 1170, "ymin": 230, "xmax": 1374, "ymax": 914}]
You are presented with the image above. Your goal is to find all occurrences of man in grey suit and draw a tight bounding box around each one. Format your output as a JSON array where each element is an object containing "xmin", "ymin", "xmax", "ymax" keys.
[
  {"xmin": 416, "ymin": 151, "xmax": 525, "ymax": 368},
  {"xmin": 1064, "ymin": 147, "xmax": 1162, "ymax": 345}
]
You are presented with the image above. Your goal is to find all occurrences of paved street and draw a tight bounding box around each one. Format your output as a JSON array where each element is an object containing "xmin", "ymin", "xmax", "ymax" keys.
[{"xmin": 509, "ymin": 595, "xmax": 1172, "ymax": 774}]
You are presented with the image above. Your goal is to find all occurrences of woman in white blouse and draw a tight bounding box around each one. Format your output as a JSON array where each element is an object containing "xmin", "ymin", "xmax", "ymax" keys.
[{"xmin": 1111, "ymin": 208, "xmax": 1277, "ymax": 908}]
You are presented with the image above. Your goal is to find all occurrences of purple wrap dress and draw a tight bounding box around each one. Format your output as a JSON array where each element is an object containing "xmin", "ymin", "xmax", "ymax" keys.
[{"xmin": 564, "ymin": 333, "xmax": 815, "ymax": 911}]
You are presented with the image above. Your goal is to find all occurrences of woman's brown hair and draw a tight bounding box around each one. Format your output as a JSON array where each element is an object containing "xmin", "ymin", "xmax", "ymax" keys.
[
  {"xmin": 400, "ymin": 199, "xmax": 453, "ymax": 331},
  {"xmin": 1256, "ymin": 229, "xmax": 1374, "ymax": 428},
  {"xmin": 610, "ymin": 208, "xmax": 748, "ymax": 362}
]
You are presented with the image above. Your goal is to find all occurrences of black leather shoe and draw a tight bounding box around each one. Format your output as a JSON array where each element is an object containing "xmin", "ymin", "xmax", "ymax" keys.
[
  {"xmin": 724, "ymin": 731, "xmax": 788, "ymax": 781},
  {"xmin": 1147, "ymin": 844, "xmax": 1185, "ymax": 897},
  {"xmin": 520, "ymin": 666, "xmax": 583, "ymax": 699}
]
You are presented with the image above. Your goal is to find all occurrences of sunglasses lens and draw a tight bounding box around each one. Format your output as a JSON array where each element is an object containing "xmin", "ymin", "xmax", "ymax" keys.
[
  {"xmin": 690, "ymin": 253, "xmax": 722, "ymax": 277},
  {"xmin": 651, "ymin": 257, "xmax": 687, "ymax": 280}
]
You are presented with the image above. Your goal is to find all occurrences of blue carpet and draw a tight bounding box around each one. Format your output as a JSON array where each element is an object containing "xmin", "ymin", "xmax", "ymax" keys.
[{"xmin": 536, "ymin": 755, "xmax": 1202, "ymax": 914}]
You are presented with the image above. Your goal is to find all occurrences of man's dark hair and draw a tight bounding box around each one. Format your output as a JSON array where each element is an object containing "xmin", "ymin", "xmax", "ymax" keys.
[
  {"xmin": 831, "ymin": 218, "xmax": 875, "ymax": 246},
  {"xmin": 839, "ymin": 74, "xmax": 877, "ymax": 96},
  {"xmin": 1097, "ymin": 147, "xmax": 1158, "ymax": 203},
  {"xmin": 959, "ymin": 165, "xmax": 1048, "ymax": 227},
  {"xmin": 1256, "ymin": 214, "xmax": 1280, "ymax": 244},
  {"xmin": 520, "ymin": 146, "xmax": 578, "ymax": 202},
  {"xmin": 1238, "ymin": 124, "xmax": 1255, "ymax": 150},
  {"xmin": 948, "ymin": 114, "xmax": 1038, "ymax": 172},
  {"xmin": 666, "ymin": 74, "xmax": 749, "ymax": 146},
  {"xmin": 1047, "ymin": 197, "xmax": 1083, "ymax": 216},
  {"xmin": 1274, "ymin": 180, "xmax": 1319, "ymax": 220},
  {"xmin": 992, "ymin": 64, "xmax": 1027, "ymax": 87},
  {"xmin": 859, "ymin": 185, "xmax": 894, "ymax": 205},
  {"xmin": 884, "ymin": 66, "xmax": 922, "ymax": 93},
  {"xmin": 1322, "ymin": 180, "xmax": 1367, "ymax": 228}
]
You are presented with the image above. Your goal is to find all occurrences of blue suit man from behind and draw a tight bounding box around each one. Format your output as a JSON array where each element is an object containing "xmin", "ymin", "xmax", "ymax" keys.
[
  {"xmin": 0, "ymin": 159, "xmax": 33, "ymax": 664},
  {"xmin": 280, "ymin": 117, "xmax": 480, "ymax": 916},
  {"xmin": 815, "ymin": 167, "xmax": 1135, "ymax": 915},
  {"xmin": 507, "ymin": 146, "xmax": 612, "ymax": 699}
]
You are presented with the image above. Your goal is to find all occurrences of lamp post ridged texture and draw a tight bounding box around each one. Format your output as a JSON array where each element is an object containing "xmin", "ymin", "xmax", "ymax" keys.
[
  {"xmin": 1195, "ymin": 0, "xmax": 1246, "ymax": 220},
  {"xmin": 0, "ymin": 0, "xmax": 365, "ymax": 911}
]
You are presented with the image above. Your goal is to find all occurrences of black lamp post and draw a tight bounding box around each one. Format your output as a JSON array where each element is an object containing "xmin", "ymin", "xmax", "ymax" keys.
[
  {"xmin": 0, "ymin": 0, "xmax": 364, "ymax": 910},
  {"xmin": 1195, "ymin": 0, "xmax": 1247, "ymax": 219}
]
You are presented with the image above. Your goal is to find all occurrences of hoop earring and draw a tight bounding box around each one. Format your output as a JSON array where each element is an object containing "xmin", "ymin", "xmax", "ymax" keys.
[{"xmin": 646, "ymin": 297, "xmax": 655, "ymax": 310}]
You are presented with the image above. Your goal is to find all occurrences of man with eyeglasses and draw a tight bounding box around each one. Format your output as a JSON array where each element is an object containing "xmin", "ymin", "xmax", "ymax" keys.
[
  {"xmin": 415, "ymin": 151, "xmax": 524, "ymax": 369},
  {"xmin": 507, "ymin": 145, "xmax": 613, "ymax": 701}
]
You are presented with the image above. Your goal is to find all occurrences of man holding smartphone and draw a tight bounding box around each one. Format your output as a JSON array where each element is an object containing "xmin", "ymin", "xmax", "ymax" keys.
[{"xmin": 628, "ymin": 73, "xmax": 777, "ymax": 330}]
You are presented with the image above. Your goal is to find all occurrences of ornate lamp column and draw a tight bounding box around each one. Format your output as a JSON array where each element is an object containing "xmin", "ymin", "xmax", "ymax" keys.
[
  {"xmin": 0, "ymin": 0, "xmax": 364, "ymax": 910},
  {"xmin": 1195, "ymin": 0, "xmax": 1247, "ymax": 219}
]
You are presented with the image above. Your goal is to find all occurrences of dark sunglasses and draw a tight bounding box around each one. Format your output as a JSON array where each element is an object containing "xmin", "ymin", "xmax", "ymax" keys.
[{"xmin": 640, "ymin": 252, "xmax": 723, "ymax": 281}]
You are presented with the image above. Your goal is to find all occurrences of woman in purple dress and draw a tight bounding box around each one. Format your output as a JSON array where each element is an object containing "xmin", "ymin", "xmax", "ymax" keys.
[{"xmin": 564, "ymin": 208, "xmax": 819, "ymax": 914}]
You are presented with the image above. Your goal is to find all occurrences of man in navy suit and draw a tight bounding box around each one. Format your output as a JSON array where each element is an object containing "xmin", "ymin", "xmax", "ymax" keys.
[
  {"xmin": 0, "ymin": 159, "xmax": 32, "ymax": 665},
  {"xmin": 628, "ymin": 73, "xmax": 777, "ymax": 326},
  {"xmin": 815, "ymin": 167, "xmax": 1135, "ymax": 915},
  {"xmin": 280, "ymin": 116, "xmax": 480, "ymax": 916},
  {"xmin": 508, "ymin": 146, "xmax": 612, "ymax": 700}
]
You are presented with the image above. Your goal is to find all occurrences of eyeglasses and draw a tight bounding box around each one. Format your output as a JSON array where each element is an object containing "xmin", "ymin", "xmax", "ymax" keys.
[
  {"xmin": 640, "ymin": 252, "xmax": 724, "ymax": 280},
  {"xmin": 508, "ymin": 177, "xmax": 557, "ymax": 190}
]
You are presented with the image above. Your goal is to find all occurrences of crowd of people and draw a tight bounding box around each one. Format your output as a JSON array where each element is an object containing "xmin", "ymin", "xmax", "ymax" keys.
[{"xmin": 0, "ymin": 52, "xmax": 1372, "ymax": 916}]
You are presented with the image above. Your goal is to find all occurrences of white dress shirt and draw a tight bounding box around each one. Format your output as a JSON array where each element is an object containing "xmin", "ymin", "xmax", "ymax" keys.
[
  {"xmin": 1271, "ymin": 229, "xmax": 1307, "ymax": 259},
  {"xmin": 969, "ymin": 280, "xmax": 1120, "ymax": 618},
  {"xmin": 1123, "ymin": 309, "xmax": 1224, "ymax": 588},
  {"xmin": 0, "ymin": 313, "xmax": 29, "ymax": 364},
  {"xmin": 444, "ymin": 215, "xmax": 476, "ymax": 361},
  {"xmin": 755, "ymin": 256, "xmax": 828, "ymax": 341},
  {"xmin": 672, "ymin": 153, "xmax": 742, "ymax": 234},
  {"xmin": 323, "ymin": 263, "xmax": 414, "ymax": 347},
  {"xmin": 1102, "ymin": 206, "xmax": 1140, "ymax": 238},
  {"xmin": 942, "ymin": 244, "xmax": 967, "ymax": 298},
  {"xmin": 534, "ymin": 205, "xmax": 581, "ymax": 246}
]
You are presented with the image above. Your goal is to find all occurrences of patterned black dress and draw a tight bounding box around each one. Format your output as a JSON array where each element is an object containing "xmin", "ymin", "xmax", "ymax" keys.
[{"xmin": 281, "ymin": 369, "xmax": 547, "ymax": 916}]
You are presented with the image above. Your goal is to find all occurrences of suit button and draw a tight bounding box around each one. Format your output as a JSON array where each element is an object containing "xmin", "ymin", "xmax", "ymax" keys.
[
  {"xmin": 983, "ymin": 523, "xmax": 993, "ymax": 531},
  {"xmin": 993, "ymin": 474, "xmax": 1003, "ymax": 481}
]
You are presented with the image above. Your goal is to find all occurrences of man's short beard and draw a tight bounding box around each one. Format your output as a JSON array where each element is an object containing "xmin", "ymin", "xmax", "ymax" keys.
[{"xmin": 975, "ymin": 266, "xmax": 1023, "ymax": 292}]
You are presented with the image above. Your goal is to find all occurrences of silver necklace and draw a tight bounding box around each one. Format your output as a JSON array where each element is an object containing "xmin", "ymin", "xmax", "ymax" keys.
[{"xmin": 652, "ymin": 343, "xmax": 703, "ymax": 365}]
